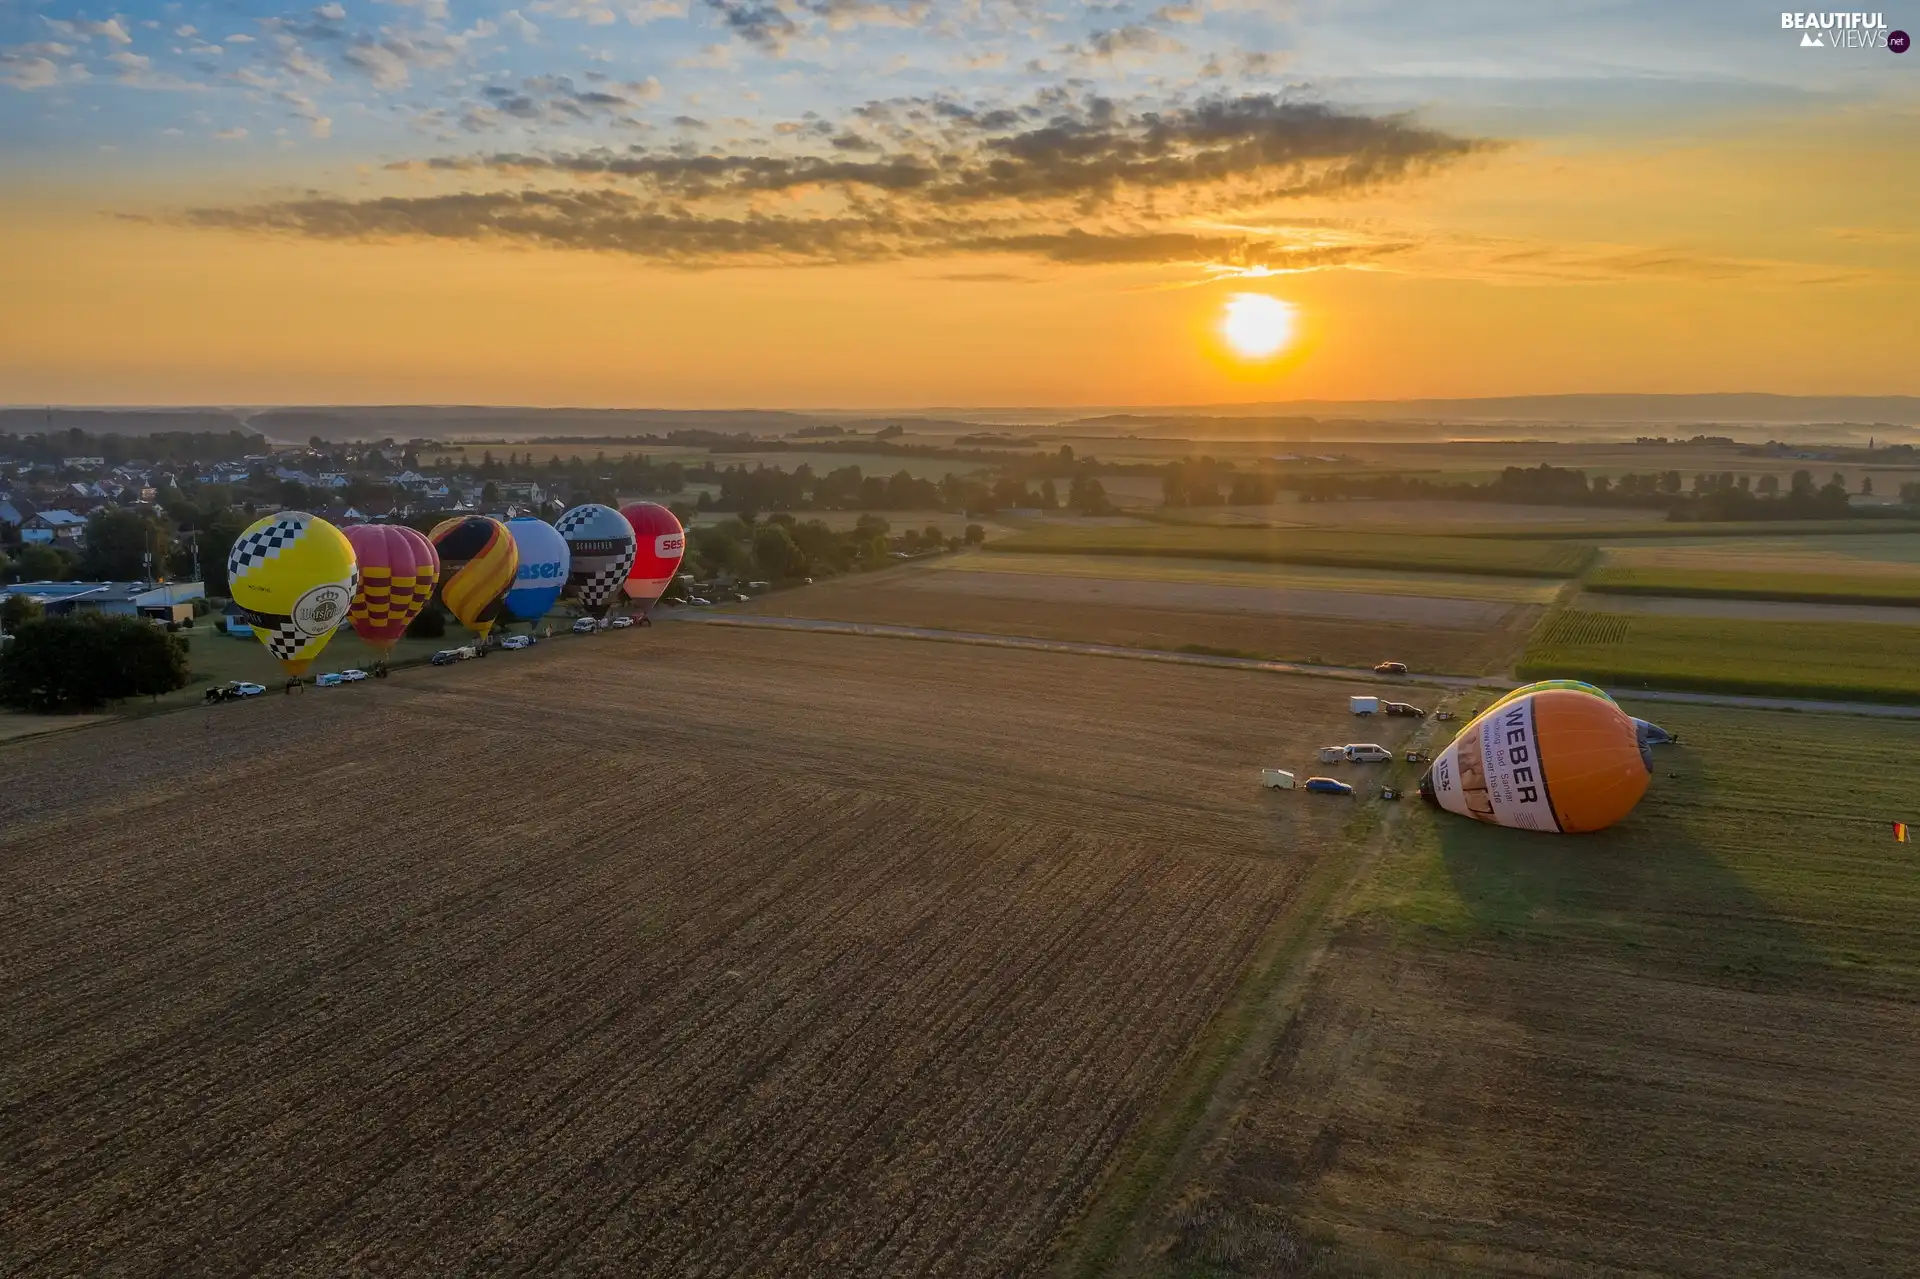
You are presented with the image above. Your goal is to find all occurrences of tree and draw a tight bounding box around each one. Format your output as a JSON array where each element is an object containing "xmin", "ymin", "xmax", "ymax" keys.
[
  {"xmin": 1, "ymin": 593, "xmax": 41, "ymax": 633},
  {"xmin": 1757, "ymin": 474, "xmax": 1781, "ymax": 497},
  {"xmin": 751, "ymin": 523, "xmax": 805, "ymax": 579},
  {"xmin": 13, "ymin": 544, "xmax": 74, "ymax": 582},
  {"xmin": 405, "ymin": 602, "xmax": 447, "ymax": 639},
  {"xmin": 0, "ymin": 615, "xmax": 189, "ymax": 712},
  {"xmin": 1790, "ymin": 470, "xmax": 1814, "ymax": 497},
  {"xmin": 191, "ymin": 511, "xmax": 251, "ymax": 597},
  {"xmin": 1038, "ymin": 478, "xmax": 1059, "ymax": 510},
  {"xmin": 0, "ymin": 548, "xmax": 9, "ymax": 583},
  {"xmin": 963, "ymin": 523, "xmax": 986, "ymax": 545},
  {"xmin": 80, "ymin": 508, "xmax": 168, "ymax": 581},
  {"xmin": 1861, "ymin": 474, "xmax": 1874, "ymax": 496},
  {"xmin": 481, "ymin": 480, "xmax": 500, "ymax": 506}
]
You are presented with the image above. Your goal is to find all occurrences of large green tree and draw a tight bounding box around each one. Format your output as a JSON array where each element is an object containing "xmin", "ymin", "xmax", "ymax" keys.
[
  {"xmin": 0, "ymin": 615, "xmax": 190, "ymax": 712},
  {"xmin": 80, "ymin": 509, "xmax": 169, "ymax": 581},
  {"xmin": 12, "ymin": 543, "xmax": 75, "ymax": 582}
]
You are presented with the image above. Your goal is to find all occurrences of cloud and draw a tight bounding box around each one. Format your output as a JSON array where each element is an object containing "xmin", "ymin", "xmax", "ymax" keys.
[
  {"xmin": 502, "ymin": 9, "xmax": 542, "ymax": 41},
  {"xmin": 44, "ymin": 16, "xmax": 133, "ymax": 44},
  {"xmin": 344, "ymin": 37, "xmax": 411, "ymax": 86},
  {"xmin": 316, "ymin": 3, "xmax": 347, "ymax": 18},
  {"xmin": 1149, "ymin": 2, "xmax": 1203, "ymax": 20},
  {"xmin": 1, "ymin": 51, "xmax": 62, "ymax": 89},
  {"xmin": 108, "ymin": 50, "xmax": 152, "ymax": 76},
  {"xmin": 704, "ymin": 0, "xmax": 798, "ymax": 55},
  {"xmin": 799, "ymin": 0, "xmax": 930, "ymax": 31},
  {"xmin": 381, "ymin": 0, "xmax": 452, "ymax": 22},
  {"xmin": 214, "ymin": 126, "xmax": 248, "ymax": 140},
  {"xmin": 183, "ymin": 93, "xmax": 1494, "ymax": 272},
  {"xmin": 1077, "ymin": 24, "xmax": 1184, "ymax": 63}
]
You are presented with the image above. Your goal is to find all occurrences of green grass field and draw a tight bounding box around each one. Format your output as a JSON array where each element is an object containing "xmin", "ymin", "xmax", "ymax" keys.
[
  {"xmin": 986, "ymin": 525, "xmax": 1595, "ymax": 578},
  {"xmin": 1369, "ymin": 700, "xmax": 1920, "ymax": 981},
  {"xmin": 1519, "ymin": 609, "xmax": 1920, "ymax": 701},
  {"xmin": 1586, "ymin": 565, "xmax": 1920, "ymax": 606},
  {"xmin": 1161, "ymin": 701, "xmax": 1920, "ymax": 1276}
]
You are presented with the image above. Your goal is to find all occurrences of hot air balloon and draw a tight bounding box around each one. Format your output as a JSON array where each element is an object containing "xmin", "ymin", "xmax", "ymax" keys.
[
  {"xmin": 1487, "ymin": 680, "xmax": 1675, "ymax": 750},
  {"xmin": 617, "ymin": 501, "xmax": 685, "ymax": 621},
  {"xmin": 429, "ymin": 516, "xmax": 519, "ymax": 642},
  {"xmin": 555, "ymin": 503, "xmax": 636, "ymax": 620},
  {"xmin": 227, "ymin": 511, "xmax": 358, "ymax": 677},
  {"xmin": 1419, "ymin": 688, "xmax": 1651, "ymax": 834},
  {"xmin": 501, "ymin": 516, "xmax": 570, "ymax": 627},
  {"xmin": 343, "ymin": 524, "xmax": 440, "ymax": 657}
]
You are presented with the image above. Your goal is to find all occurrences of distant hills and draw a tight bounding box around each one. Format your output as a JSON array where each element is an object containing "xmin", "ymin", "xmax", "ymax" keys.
[{"xmin": 2, "ymin": 394, "xmax": 1917, "ymax": 445}]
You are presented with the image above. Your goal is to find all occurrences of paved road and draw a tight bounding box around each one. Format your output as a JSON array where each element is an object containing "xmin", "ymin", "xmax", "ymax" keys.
[{"xmin": 668, "ymin": 612, "xmax": 1920, "ymax": 719}]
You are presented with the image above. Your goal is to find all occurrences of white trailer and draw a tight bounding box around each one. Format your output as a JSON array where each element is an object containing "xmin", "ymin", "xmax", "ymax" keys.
[
  {"xmin": 1262, "ymin": 768, "xmax": 1295, "ymax": 789},
  {"xmin": 1350, "ymin": 695, "xmax": 1380, "ymax": 716},
  {"xmin": 1317, "ymin": 746, "xmax": 1345, "ymax": 764}
]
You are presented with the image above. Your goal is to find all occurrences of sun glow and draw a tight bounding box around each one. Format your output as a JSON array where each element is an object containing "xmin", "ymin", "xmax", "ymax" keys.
[{"xmin": 1220, "ymin": 293, "xmax": 1297, "ymax": 359}]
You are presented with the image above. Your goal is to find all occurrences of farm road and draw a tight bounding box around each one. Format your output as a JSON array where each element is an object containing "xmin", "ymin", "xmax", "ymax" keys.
[{"xmin": 673, "ymin": 612, "xmax": 1920, "ymax": 720}]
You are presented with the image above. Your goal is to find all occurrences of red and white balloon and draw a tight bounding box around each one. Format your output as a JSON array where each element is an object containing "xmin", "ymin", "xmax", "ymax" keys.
[{"xmin": 618, "ymin": 502, "xmax": 686, "ymax": 613}]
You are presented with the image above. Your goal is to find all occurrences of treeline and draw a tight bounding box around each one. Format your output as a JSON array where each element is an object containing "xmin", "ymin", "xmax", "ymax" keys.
[
  {"xmin": 1285, "ymin": 464, "xmax": 1905, "ymax": 520},
  {"xmin": 681, "ymin": 513, "xmax": 979, "ymax": 587},
  {"xmin": 0, "ymin": 429, "xmax": 269, "ymax": 466},
  {"xmin": 700, "ymin": 463, "xmax": 1115, "ymax": 517}
]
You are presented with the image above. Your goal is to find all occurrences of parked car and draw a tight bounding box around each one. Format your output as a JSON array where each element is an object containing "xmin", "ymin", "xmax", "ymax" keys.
[
  {"xmin": 430, "ymin": 649, "xmax": 465, "ymax": 666},
  {"xmin": 1434, "ymin": 710, "xmax": 1456, "ymax": 722},
  {"xmin": 1383, "ymin": 701, "xmax": 1426, "ymax": 717},
  {"xmin": 501, "ymin": 635, "xmax": 532, "ymax": 650},
  {"xmin": 1373, "ymin": 661, "xmax": 1409, "ymax": 675},
  {"xmin": 610, "ymin": 615, "xmax": 634, "ymax": 629},
  {"xmin": 1304, "ymin": 777, "xmax": 1355, "ymax": 796},
  {"xmin": 1343, "ymin": 744, "xmax": 1393, "ymax": 763},
  {"xmin": 339, "ymin": 669, "xmax": 368, "ymax": 682},
  {"xmin": 571, "ymin": 617, "xmax": 598, "ymax": 634},
  {"xmin": 205, "ymin": 680, "xmax": 266, "ymax": 703},
  {"xmin": 315, "ymin": 672, "xmax": 346, "ymax": 687}
]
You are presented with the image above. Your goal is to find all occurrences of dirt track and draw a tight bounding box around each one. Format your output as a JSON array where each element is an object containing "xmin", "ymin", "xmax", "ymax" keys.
[{"xmin": 0, "ymin": 627, "xmax": 1404, "ymax": 1277}]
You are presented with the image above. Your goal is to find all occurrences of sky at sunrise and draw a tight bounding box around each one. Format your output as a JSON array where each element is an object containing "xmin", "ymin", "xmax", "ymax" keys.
[{"xmin": 1, "ymin": 0, "xmax": 1915, "ymax": 406}]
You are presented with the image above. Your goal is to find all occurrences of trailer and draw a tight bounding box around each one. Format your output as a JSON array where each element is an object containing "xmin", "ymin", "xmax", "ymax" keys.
[
  {"xmin": 1349, "ymin": 695, "xmax": 1380, "ymax": 716},
  {"xmin": 1318, "ymin": 746, "xmax": 1345, "ymax": 764},
  {"xmin": 1261, "ymin": 768, "xmax": 1295, "ymax": 789}
]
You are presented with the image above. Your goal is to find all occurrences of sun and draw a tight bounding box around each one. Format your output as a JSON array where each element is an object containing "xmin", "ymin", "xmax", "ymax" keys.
[{"xmin": 1220, "ymin": 293, "xmax": 1297, "ymax": 360}]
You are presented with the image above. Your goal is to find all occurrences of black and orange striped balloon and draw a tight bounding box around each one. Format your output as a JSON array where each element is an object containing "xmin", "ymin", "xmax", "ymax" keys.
[{"xmin": 429, "ymin": 516, "xmax": 519, "ymax": 641}]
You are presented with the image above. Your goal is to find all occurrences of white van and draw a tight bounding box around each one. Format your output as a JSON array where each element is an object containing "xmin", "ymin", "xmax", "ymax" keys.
[{"xmin": 1343, "ymin": 743, "xmax": 1392, "ymax": 763}]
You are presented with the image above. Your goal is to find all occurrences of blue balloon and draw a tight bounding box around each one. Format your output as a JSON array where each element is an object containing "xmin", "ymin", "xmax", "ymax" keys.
[{"xmin": 501, "ymin": 516, "xmax": 571, "ymax": 623}]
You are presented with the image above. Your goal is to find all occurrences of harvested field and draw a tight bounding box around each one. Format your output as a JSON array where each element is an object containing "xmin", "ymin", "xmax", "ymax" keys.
[
  {"xmin": 985, "ymin": 526, "xmax": 1594, "ymax": 578},
  {"xmin": 891, "ymin": 570, "xmax": 1516, "ymax": 629},
  {"xmin": 736, "ymin": 573, "xmax": 1539, "ymax": 675},
  {"xmin": 1148, "ymin": 704, "xmax": 1920, "ymax": 1278},
  {"xmin": 0, "ymin": 627, "xmax": 1412, "ymax": 1277},
  {"xmin": 944, "ymin": 554, "xmax": 1560, "ymax": 604}
]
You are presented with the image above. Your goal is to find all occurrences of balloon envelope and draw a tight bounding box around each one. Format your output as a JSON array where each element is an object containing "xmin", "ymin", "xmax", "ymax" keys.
[
  {"xmin": 501, "ymin": 517, "xmax": 570, "ymax": 623},
  {"xmin": 227, "ymin": 511, "xmax": 358, "ymax": 676},
  {"xmin": 1420, "ymin": 689, "xmax": 1651, "ymax": 834},
  {"xmin": 429, "ymin": 516, "xmax": 518, "ymax": 641},
  {"xmin": 344, "ymin": 523, "xmax": 440, "ymax": 654},
  {"xmin": 1486, "ymin": 679, "xmax": 1615, "ymax": 714},
  {"xmin": 618, "ymin": 502, "xmax": 685, "ymax": 610},
  {"xmin": 556, "ymin": 503, "xmax": 636, "ymax": 619}
]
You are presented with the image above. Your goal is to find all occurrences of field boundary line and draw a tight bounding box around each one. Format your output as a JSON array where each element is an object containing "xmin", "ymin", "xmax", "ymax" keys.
[
  {"xmin": 1046, "ymin": 717, "xmax": 1456, "ymax": 1279},
  {"xmin": 676, "ymin": 612, "xmax": 1489, "ymax": 691}
]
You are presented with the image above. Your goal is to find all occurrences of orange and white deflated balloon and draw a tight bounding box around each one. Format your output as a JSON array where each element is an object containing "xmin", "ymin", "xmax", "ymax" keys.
[{"xmin": 1421, "ymin": 688, "xmax": 1652, "ymax": 834}]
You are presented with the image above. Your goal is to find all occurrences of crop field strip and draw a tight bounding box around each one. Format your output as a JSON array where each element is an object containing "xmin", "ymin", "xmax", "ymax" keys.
[
  {"xmin": 984, "ymin": 525, "xmax": 1596, "ymax": 578},
  {"xmin": 1148, "ymin": 703, "xmax": 1920, "ymax": 1278},
  {"xmin": 1520, "ymin": 608, "xmax": 1920, "ymax": 701},
  {"xmin": 942, "ymin": 553, "xmax": 1562, "ymax": 604},
  {"xmin": 1, "ymin": 627, "xmax": 1406, "ymax": 1276},
  {"xmin": 734, "ymin": 576, "xmax": 1536, "ymax": 677},
  {"xmin": 1585, "ymin": 566, "xmax": 1920, "ymax": 606}
]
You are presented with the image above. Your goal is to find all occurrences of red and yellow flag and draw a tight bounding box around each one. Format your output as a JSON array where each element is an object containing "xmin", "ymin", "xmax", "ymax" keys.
[{"xmin": 1897, "ymin": 821, "xmax": 1910, "ymax": 843}]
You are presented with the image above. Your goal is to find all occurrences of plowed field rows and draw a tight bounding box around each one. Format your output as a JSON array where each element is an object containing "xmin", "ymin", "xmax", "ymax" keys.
[{"xmin": 1, "ymin": 627, "xmax": 1396, "ymax": 1276}]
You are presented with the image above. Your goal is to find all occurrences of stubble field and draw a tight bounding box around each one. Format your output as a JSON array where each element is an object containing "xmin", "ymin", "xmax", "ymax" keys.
[{"xmin": 0, "ymin": 626, "xmax": 1407, "ymax": 1277}]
